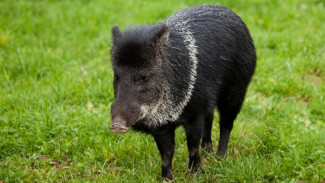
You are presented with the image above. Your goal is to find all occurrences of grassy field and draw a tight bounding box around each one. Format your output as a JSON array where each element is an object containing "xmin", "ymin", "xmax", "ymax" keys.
[{"xmin": 0, "ymin": 0, "xmax": 324, "ymax": 182}]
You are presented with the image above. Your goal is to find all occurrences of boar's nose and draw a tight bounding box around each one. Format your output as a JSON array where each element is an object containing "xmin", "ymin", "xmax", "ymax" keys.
[
  {"xmin": 110, "ymin": 94, "xmax": 142, "ymax": 133},
  {"xmin": 110, "ymin": 117, "xmax": 129, "ymax": 133}
]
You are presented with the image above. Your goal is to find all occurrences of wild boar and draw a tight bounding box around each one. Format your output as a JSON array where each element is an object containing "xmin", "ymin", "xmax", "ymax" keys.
[{"xmin": 109, "ymin": 4, "xmax": 256, "ymax": 180}]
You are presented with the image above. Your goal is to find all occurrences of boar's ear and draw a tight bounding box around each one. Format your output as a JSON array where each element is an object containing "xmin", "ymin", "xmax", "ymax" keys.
[
  {"xmin": 111, "ymin": 25, "xmax": 122, "ymax": 44},
  {"xmin": 151, "ymin": 24, "xmax": 169, "ymax": 47}
]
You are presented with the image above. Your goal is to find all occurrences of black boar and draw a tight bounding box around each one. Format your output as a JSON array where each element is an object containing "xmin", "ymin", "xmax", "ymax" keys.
[{"xmin": 109, "ymin": 4, "xmax": 256, "ymax": 180}]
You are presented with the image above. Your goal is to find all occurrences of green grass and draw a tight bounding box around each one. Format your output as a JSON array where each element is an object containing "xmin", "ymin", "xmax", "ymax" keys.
[{"xmin": 0, "ymin": 0, "xmax": 324, "ymax": 182}]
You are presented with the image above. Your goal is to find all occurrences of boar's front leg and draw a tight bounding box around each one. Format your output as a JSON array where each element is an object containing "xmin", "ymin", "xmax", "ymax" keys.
[
  {"xmin": 201, "ymin": 110, "xmax": 214, "ymax": 154},
  {"xmin": 184, "ymin": 114, "xmax": 204, "ymax": 172},
  {"xmin": 153, "ymin": 128, "xmax": 176, "ymax": 181}
]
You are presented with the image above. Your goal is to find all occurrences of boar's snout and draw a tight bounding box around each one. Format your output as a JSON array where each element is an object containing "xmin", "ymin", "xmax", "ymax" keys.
[
  {"xmin": 110, "ymin": 117, "xmax": 129, "ymax": 133},
  {"xmin": 110, "ymin": 100, "xmax": 142, "ymax": 133}
]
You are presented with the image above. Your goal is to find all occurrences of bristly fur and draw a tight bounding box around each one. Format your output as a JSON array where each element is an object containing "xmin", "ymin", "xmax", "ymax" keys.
[{"xmin": 111, "ymin": 24, "xmax": 169, "ymax": 68}]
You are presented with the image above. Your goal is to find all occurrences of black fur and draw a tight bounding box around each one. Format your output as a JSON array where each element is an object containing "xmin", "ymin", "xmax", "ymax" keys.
[{"xmin": 110, "ymin": 4, "xmax": 256, "ymax": 180}]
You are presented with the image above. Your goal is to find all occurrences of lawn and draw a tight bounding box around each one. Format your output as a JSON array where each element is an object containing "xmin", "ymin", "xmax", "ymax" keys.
[{"xmin": 0, "ymin": 0, "xmax": 324, "ymax": 182}]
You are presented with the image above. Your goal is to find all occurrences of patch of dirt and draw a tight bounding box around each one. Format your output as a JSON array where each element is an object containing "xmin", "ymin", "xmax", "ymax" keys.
[
  {"xmin": 296, "ymin": 96, "xmax": 310, "ymax": 108},
  {"xmin": 50, "ymin": 160, "xmax": 72, "ymax": 169},
  {"xmin": 37, "ymin": 156, "xmax": 48, "ymax": 161},
  {"xmin": 110, "ymin": 166, "xmax": 123, "ymax": 171},
  {"xmin": 34, "ymin": 156, "xmax": 72, "ymax": 170},
  {"xmin": 302, "ymin": 71, "xmax": 324, "ymax": 85}
]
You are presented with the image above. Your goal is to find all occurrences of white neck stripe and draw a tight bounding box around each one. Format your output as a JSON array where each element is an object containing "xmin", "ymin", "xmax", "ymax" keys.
[{"xmin": 140, "ymin": 16, "xmax": 199, "ymax": 127}]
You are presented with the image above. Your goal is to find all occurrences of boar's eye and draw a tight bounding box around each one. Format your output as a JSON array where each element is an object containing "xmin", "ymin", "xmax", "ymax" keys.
[{"xmin": 140, "ymin": 75, "xmax": 149, "ymax": 82}]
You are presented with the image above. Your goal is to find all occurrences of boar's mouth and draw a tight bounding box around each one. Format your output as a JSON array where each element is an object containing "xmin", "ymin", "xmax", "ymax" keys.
[
  {"xmin": 109, "ymin": 116, "xmax": 130, "ymax": 133},
  {"xmin": 109, "ymin": 123, "xmax": 129, "ymax": 133}
]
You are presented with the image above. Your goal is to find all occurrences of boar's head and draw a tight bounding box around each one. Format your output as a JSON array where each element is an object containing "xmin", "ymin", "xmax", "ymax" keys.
[{"xmin": 109, "ymin": 23, "xmax": 169, "ymax": 133}]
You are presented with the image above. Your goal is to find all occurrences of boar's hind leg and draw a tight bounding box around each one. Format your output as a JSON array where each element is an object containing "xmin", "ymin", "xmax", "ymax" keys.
[
  {"xmin": 184, "ymin": 114, "xmax": 205, "ymax": 172},
  {"xmin": 201, "ymin": 110, "xmax": 214, "ymax": 154},
  {"xmin": 217, "ymin": 85, "xmax": 247, "ymax": 157},
  {"xmin": 153, "ymin": 129, "xmax": 176, "ymax": 180}
]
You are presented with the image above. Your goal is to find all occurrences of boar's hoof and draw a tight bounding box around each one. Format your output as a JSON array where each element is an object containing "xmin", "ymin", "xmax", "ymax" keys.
[
  {"xmin": 160, "ymin": 177, "xmax": 174, "ymax": 182},
  {"xmin": 109, "ymin": 123, "xmax": 129, "ymax": 133}
]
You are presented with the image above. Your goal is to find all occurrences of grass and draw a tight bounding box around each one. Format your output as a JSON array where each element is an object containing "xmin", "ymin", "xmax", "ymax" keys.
[{"xmin": 0, "ymin": 0, "xmax": 324, "ymax": 182}]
